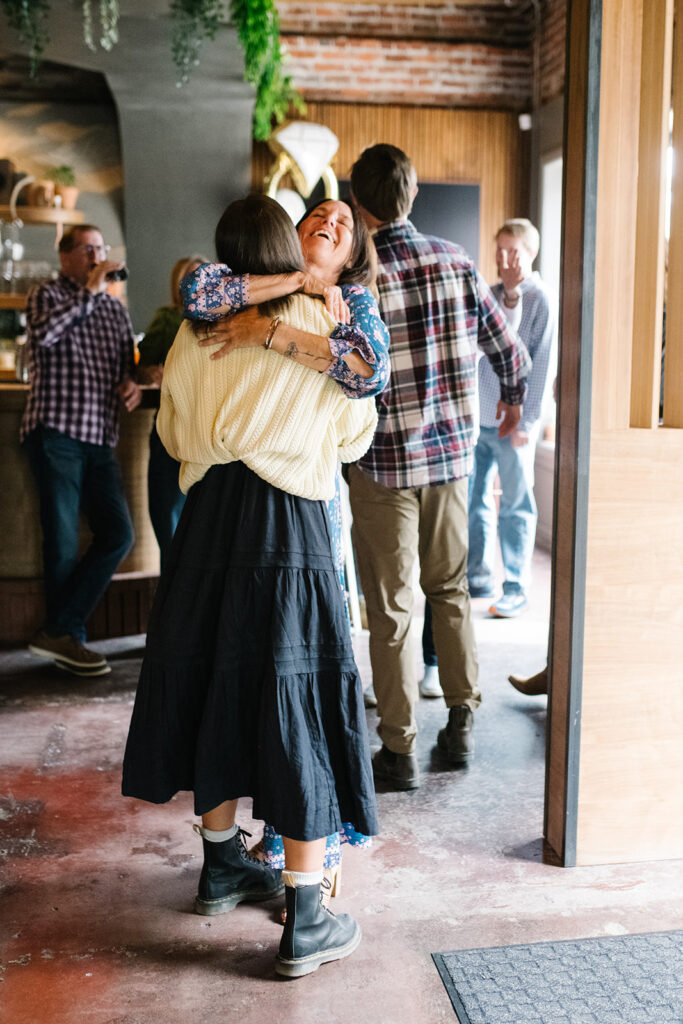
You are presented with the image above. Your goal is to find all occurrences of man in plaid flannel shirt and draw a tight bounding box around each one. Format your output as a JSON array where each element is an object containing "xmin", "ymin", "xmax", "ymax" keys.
[
  {"xmin": 349, "ymin": 144, "xmax": 531, "ymax": 789},
  {"xmin": 21, "ymin": 225, "xmax": 141, "ymax": 678}
]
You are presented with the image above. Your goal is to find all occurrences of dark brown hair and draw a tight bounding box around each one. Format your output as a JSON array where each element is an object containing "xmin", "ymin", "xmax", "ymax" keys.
[
  {"xmin": 296, "ymin": 197, "xmax": 376, "ymax": 288},
  {"xmin": 58, "ymin": 224, "xmax": 102, "ymax": 253},
  {"xmin": 214, "ymin": 194, "xmax": 303, "ymax": 275},
  {"xmin": 350, "ymin": 144, "xmax": 417, "ymax": 224}
]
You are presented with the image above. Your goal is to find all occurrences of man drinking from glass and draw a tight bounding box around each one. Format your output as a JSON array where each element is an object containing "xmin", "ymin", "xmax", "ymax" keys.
[{"xmin": 21, "ymin": 224, "xmax": 140, "ymax": 677}]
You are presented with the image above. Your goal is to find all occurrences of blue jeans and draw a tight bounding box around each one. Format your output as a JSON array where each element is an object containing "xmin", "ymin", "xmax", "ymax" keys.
[
  {"xmin": 421, "ymin": 600, "xmax": 438, "ymax": 667},
  {"xmin": 467, "ymin": 426, "xmax": 537, "ymax": 597},
  {"xmin": 23, "ymin": 426, "xmax": 134, "ymax": 641},
  {"xmin": 147, "ymin": 420, "xmax": 185, "ymax": 573}
]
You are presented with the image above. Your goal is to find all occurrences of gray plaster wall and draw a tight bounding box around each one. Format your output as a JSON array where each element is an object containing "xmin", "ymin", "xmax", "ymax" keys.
[{"xmin": 1, "ymin": 4, "xmax": 255, "ymax": 329}]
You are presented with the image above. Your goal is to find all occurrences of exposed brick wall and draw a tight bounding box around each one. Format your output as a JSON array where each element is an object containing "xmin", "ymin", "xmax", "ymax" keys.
[
  {"xmin": 282, "ymin": 37, "xmax": 532, "ymax": 109},
  {"xmin": 539, "ymin": 0, "xmax": 566, "ymax": 104},
  {"xmin": 276, "ymin": 1, "xmax": 566, "ymax": 111},
  {"xmin": 277, "ymin": 2, "xmax": 535, "ymax": 47}
]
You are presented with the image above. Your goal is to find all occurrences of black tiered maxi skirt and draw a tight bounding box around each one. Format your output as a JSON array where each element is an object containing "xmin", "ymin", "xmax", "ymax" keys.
[{"xmin": 122, "ymin": 461, "xmax": 379, "ymax": 843}]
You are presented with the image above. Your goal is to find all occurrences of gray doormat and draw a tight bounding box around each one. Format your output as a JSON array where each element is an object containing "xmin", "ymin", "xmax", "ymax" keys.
[{"xmin": 433, "ymin": 930, "xmax": 683, "ymax": 1024}]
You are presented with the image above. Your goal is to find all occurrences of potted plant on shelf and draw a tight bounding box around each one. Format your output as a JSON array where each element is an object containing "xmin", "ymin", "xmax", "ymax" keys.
[{"xmin": 46, "ymin": 166, "xmax": 79, "ymax": 210}]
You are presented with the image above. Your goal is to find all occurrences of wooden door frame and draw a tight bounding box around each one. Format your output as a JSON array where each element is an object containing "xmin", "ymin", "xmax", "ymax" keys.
[{"xmin": 544, "ymin": 0, "xmax": 602, "ymax": 867}]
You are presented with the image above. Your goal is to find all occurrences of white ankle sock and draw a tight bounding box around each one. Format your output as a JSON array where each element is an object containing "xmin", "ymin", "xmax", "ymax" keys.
[
  {"xmin": 282, "ymin": 868, "xmax": 324, "ymax": 888},
  {"xmin": 201, "ymin": 824, "xmax": 238, "ymax": 842}
]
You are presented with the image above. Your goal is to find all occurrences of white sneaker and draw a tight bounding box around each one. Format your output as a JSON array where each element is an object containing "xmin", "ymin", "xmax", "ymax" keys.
[{"xmin": 419, "ymin": 664, "xmax": 444, "ymax": 698}]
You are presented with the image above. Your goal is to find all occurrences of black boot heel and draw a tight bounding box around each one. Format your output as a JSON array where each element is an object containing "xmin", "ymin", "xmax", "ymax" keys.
[
  {"xmin": 194, "ymin": 826, "xmax": 284, "ymax": 916},
  {"xmin": 275, "ymin": 882, "xmax": 361, "ymax": 978}
]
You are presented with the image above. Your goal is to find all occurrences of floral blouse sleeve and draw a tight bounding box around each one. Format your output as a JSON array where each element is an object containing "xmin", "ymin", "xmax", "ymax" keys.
[
  {"xmin": 181, "ymin": 263, "xmax": 249, "ymax": 320},
  {"xmin": 328, "ymin": 285, "xmax": 390, "ymax": 399},
  {"xmin": 181, "ymin": 267, "xmax": 390, "ymax": 399}
]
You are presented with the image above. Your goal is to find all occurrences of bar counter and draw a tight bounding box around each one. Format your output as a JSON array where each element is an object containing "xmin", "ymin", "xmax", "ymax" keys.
[{"xmin": 1, "ymin": 383, "xmax": 162, "ymax": 644}]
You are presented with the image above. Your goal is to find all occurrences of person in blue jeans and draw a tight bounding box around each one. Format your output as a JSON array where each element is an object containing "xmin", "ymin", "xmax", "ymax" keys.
[
  {"xmin": 137, "ymin": 256, "xmax": 203, "ymax": 571},
  {"xmin": 21, "ymin": 224, "xmax": 141, "ymax": 677},
  {"xmin": 468, "ymin": 219, "xmax": 555, "ymax": 619},
  {"xmin": 420, "ymin": 219, "xmax": 554, "ymax": 697}
]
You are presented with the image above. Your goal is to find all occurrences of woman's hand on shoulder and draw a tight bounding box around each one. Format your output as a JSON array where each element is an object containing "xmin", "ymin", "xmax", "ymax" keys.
[
  {"xmin": 300, "ymin": 273, "xmax": 351, "ymax": 325},
  {"xmin": 197, "ymin": 306, "xmax": 270, "ymax": 360}
]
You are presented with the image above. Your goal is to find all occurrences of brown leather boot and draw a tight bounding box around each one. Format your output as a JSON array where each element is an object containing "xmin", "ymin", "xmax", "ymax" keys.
[
  {"xmin": 508, "ymin": 666, "xmax": 548, "ymax": 696},
  {"xmin": 437, "ymin": 705, "xmax": 474, "ymax": 766},
  {"xmin": 372, "ymin": 745, "xmax": 420, "ymax": 790}
]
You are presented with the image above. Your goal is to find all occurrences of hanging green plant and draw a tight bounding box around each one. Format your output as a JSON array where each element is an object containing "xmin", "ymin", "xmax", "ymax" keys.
[
  {"xmin": 0, "ymin": 0, "xmax": 51, "ymax": 75},
  {"xmin": 230, "ymin": 0, "xmax": 305, "ymax": 141},
  {"xmin": 169, "ymin": 0, "xmax": 224, "ymax": 86},
  {"xmin": 1, "ymin": 0, "xmax": 304, "ymax": 140},
  {"xmin": 81, "ymin": 0, "xmax": 120, "ymax": 52}
]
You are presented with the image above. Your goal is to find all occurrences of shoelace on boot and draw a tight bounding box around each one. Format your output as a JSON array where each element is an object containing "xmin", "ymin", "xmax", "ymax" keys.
[
  {"xmin": 192, "ymin": 823, "xmax": 260, "ymax": 862},
  {"xmin": 235, "ymin": 828, "xmax": 264, "ymax": 864}
]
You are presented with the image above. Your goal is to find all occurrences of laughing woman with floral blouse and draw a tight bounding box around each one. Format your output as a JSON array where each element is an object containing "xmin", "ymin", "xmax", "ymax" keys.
[{"xmin": 180, "ymin": 198, "xmax": 390, "ymax": 909}]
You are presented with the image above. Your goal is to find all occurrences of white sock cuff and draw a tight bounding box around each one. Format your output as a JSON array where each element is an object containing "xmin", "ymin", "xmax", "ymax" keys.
[
  {"xmin": 201, "ymin": 824, "xmax": 238, "ymax": 843},
  {"xmin": 282, "ymin": 868, "xmax": 324, "ymax": 888}
]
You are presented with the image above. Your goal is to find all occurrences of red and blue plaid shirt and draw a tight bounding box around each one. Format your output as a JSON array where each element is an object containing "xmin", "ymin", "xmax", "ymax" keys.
[
  {"xmin": 358, "ymin": 220, "xmax": 531, "ymax": 488},
  {"xmin": 21, "ymin": 274, "xmax": 136, "ymax": 448}
]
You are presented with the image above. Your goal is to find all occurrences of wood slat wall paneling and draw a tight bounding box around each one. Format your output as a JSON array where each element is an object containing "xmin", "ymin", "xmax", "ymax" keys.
[
  {"xmin": 574, "ymin": 0, "xmax": 683, "ymax": 865},
  {"xmin": 664, "ymin": 0, "xmax": 683, "ymax": 427},
  {"xmin": 578, "ymin": 429, "xmax": 683, "ymax": 862},
  {"xmin": 545, "ymin": 0, "xmax": 600, "ymax": 867},
  {"xmin": 589, "ymin": 0, "xmax": 642, "ymax": 433},
  {"xmin": 630, "ymin": 0, "xmax": 673, "ymax": 429},
  {"xmin": 252, "ymin": 105, "xmax": 528, "ymax": 283}
]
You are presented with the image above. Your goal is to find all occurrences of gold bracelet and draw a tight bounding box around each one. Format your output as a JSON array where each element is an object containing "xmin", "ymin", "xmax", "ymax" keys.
[{"xmin": 264, "ymin": 315, "xmax": 281, "ymax": 350}]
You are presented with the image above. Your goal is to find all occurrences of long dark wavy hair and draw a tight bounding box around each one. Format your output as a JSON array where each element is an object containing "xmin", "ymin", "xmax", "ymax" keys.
[
  {"xmin": 214, "ymin": 194, "xmax": 304, "ymax": 275},
  {"xmin": 189, "ymin": 194, "xmax": 306, "ymax": 331}
]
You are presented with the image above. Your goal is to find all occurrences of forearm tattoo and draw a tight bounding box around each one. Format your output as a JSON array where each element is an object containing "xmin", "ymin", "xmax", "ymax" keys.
[{"xmin": 283, "ymin": 340, "xmax": 334, "ymax": 370}]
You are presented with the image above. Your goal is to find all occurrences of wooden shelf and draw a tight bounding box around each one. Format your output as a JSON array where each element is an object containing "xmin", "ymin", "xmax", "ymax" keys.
[
  {"xmin": 0, "ymin": 205, "xmax": 84, "ymax": 226},
  {"xmin": 0, "ymin": 295, "xmax": 28, "ymax": 310}
]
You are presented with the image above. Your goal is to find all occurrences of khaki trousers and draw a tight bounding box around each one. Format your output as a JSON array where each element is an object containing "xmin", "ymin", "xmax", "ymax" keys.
[{"xmin": 349, "ymin": 464, "xmax": 481, "ymax": 755}]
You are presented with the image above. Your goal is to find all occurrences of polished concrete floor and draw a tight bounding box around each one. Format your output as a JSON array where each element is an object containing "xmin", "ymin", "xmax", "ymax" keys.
[{"xmin": 1, "ymin": 550, "xmax": 682, "ymax": 1024}]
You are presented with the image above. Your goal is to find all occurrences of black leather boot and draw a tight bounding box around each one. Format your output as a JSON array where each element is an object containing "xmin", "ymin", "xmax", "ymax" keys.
[
  {"xmin": 437, "ymin": 704, "xmax": 474, "ymax": 766},
  {"xmin": 194, "ymin": 827, "xmax": 284, "ymax": 916},
  {"xmin": 276, "ymin": 883, "xmax": 361, "ymax": 978}
]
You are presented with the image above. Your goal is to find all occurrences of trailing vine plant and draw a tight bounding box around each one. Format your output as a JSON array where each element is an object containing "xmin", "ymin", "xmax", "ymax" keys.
[
  {"xmin": 0, "ymin": 0, "xmax": 51, "ymax": 75},
  {"xmin": 82, "ymin": 0, "xmax": 120, "ymax": 53},
  {"xmin": 230, "ymin": 0, "xmax": 304, "ymax": 140},
  {"xmin": 169, "ymin": 0, "xmax": 224, "ymax": 86},
  {"xmin": 0, "ymin": 0, "xmax": 304, "ymax": 140}
]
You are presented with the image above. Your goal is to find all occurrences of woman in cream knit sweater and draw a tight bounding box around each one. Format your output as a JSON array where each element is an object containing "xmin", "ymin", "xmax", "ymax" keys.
[
  {"xmin": 177, "ymin": 195, "xmax": 392, "ymax": 922},
  {"xmin": 122, "ymin": 195, "xmax": 382, "ymax": 978}
]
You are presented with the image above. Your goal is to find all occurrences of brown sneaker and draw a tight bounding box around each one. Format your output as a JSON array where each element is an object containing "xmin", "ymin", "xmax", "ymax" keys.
[
  {"xmin": 437, "ymin": 705, "xmax": 474, "ymax": 766},
  {"xmin": 53, "ymin": 659, "xmax": 112, "ymax": 678},
  {"xmin": 508, "ymin": 667, "xmax": 548, "ymax": 696},
  {"xmin": 28, "ymin": 631, "xmax": 110, "ymax": 674}
]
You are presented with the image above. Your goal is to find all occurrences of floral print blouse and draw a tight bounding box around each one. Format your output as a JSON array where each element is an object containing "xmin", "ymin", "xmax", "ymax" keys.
[{"xmin": 181, "ymin": 263, "xmax": 390, "ymax": 399}]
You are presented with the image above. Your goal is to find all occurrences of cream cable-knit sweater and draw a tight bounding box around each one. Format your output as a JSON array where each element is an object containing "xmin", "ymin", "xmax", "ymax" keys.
[{"xmin": 157, "ymin": 293, "xmax": 378, "ymax": 500}]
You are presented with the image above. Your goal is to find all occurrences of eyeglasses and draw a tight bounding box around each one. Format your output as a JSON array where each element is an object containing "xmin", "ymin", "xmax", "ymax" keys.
[{"xmin": 72, "ymin": 243, "xmax": 111, "ymax": 257}]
